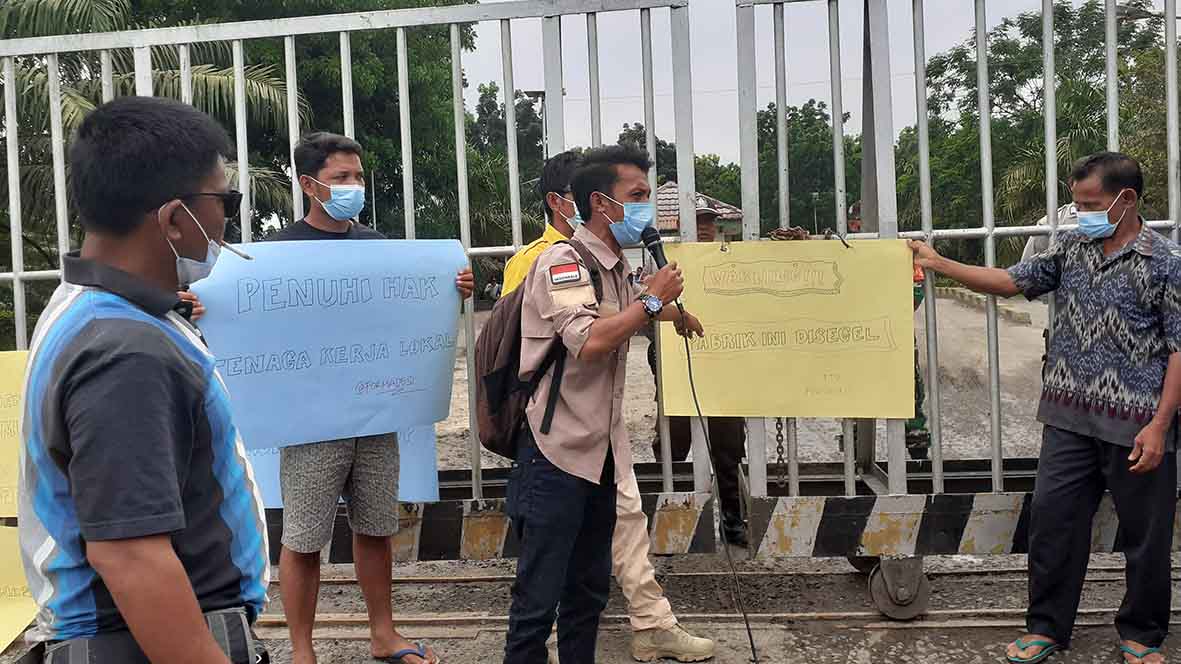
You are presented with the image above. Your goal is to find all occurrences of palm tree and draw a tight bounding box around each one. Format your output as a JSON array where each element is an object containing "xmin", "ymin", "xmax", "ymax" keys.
[{"xmin": 0, "ymin": 0, "xmax": 308, "ymax": 272}]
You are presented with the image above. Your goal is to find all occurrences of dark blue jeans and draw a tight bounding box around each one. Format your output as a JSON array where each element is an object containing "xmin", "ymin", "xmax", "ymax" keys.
[{"xmin": 503, "ymin": 430, "xmax": 617, "ymax": 664}]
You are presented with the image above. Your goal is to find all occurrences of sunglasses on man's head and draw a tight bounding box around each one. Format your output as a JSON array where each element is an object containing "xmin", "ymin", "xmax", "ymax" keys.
[{"xmin": 181, "ymin": 190, "xmax": 244, "ymax": 219}]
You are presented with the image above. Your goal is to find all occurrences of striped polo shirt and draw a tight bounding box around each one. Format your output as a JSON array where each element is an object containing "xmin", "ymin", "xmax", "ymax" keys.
[{"xmin": 18, "ymin": 254, "xmax": 269, "ymax": 642}]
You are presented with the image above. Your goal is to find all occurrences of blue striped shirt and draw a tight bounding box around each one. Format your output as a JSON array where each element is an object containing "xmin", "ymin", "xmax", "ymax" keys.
[{"xmin": 18, "ymin": 255, "xmax": 269, "ymax": 642}]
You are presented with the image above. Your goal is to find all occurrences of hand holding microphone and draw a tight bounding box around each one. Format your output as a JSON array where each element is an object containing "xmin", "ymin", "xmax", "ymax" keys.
[
  {"xmin": 640, "ymin": 226, "xmax": 704, "ymax": 338},
  {"xmin": 645, "ymin": 263, "xmax": 684, "ymax": 305},
  {"xmin": 640, "ymin": 227, "xmax": 684, "ymax": 305}
]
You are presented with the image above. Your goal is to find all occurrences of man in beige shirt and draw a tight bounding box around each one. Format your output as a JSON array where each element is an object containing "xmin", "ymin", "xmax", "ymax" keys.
[{"xmin": 503, "ymin": 146, "xmax": 704, "ymax": 664}]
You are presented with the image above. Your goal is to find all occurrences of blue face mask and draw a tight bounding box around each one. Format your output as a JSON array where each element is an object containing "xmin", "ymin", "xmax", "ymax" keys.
[
  {"xmin": 1075, "ymin": 189, "xmax": 1131, "ymax": 240},
  {"xmin": 598, "ymin": 193, "xmax": 654, "ymax": 246},
  {"xmin": 310, "ymin": 177, "xmax": 365, "ymax": 221},
  {"xmin": 557, "ymin": 196, "xmax": 583, "ymax": 231}
]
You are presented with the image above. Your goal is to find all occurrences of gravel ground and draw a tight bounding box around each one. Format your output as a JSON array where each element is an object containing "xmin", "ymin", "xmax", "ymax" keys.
[
  {"xmin": 258, "ymin": 626, "xmax": 1181, "ymax": 664},
  {"xmin": 437, "ymin": 295, "xmax": 1051, "ymax": 472}
]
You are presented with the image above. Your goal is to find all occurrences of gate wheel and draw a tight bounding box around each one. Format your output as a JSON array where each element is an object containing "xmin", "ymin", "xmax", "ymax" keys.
[{"xmin": 868, "ymin": 564, "xmax": 930, "ymax": 621}]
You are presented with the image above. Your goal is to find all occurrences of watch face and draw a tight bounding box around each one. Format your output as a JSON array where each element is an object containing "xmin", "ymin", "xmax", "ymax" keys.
[{"xmin": 644, "ymin": 295, "xmax": 662, "ymax": 314}]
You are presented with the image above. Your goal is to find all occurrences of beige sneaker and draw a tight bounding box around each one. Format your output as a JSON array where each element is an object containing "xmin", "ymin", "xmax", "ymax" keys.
[{"xmin": 631, "ymin": 624, "xmax": 716, "ymax": 662}]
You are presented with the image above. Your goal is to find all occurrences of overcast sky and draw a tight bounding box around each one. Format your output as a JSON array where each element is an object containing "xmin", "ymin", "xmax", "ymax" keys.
[{"xmin": 458, "ymin": 0, "xmax": 1168, "ymax": 164}]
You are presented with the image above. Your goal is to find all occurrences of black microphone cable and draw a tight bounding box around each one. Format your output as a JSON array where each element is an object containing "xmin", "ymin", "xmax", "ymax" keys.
[
  {"xmin": 642, "ymin": 227, "xmax": 759, "ymax": 662},
  {"xmin": 676, "ymin": 303, "xmax": 760, "ymax": 664}
]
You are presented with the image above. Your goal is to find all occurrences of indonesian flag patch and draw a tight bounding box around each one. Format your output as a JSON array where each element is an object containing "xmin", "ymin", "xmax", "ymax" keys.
[{"xmin": 549, "ymin": 262, "xmax": 582, "ymax": 286}]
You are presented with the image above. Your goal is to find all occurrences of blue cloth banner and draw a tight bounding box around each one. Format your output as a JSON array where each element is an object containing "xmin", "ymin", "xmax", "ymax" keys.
[
  {"xmin": 193, "ymin": 239, "xmax": 466, "ymax": 450},
  {"xmin": 245, "ymin": 426, "xmax": 439, "ymax": 507}
]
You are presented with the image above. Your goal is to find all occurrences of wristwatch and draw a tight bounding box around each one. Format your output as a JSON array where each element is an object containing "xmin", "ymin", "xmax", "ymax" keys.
[{"xmin": 638, "ymin": 293, "xmax": 664, "ymax": 319}]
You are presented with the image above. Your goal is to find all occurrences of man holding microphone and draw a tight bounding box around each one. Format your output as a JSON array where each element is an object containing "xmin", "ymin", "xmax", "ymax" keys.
[{"xmin": 504, "ymin": 145, "xmax": 705, "ymax": 664}]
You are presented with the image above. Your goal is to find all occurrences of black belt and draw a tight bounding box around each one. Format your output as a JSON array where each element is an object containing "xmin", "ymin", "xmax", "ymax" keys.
[{"xmin": 43, "ymin": 607, "xmax": 267, "ymax": 664}]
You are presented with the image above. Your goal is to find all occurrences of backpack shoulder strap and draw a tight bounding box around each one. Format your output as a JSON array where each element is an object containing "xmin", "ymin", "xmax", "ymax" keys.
[
  {"xmin": 533, "ymin": 238, "xmax": 603, "ymax": 436},
  {"xmin": 557, "ymin": 238, "xmax": 603, "ymax": 302}
]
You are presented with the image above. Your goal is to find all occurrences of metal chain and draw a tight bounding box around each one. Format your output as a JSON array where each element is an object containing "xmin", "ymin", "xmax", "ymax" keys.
[{"xmin": 774, "ymin": 417, "xmax": 787, "ymax": 488}]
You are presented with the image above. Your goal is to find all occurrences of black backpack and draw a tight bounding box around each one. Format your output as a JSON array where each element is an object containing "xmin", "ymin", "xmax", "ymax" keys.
[{"xmin": 473, "ymin": 239, "xmax": 603, "ymax": 459}]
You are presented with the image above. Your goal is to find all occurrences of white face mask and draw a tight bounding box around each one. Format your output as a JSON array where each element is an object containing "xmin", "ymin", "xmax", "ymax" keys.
[{"xmin": 164, "ymin": 203, "xmax": 221, "ymax": 287}]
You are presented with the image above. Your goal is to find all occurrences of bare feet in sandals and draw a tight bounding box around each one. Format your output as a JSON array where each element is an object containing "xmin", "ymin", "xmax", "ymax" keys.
[
  {"xmin": 372, "ymin": 632, "xmax": 440, "ymax": 664},
  {"xmin": 1005, "ymin": 634, "xmax": 1060, "ymax": 663},
  {"xmin": 1121, "ymin": 640, "xmax": 1165, "ymax": 664}
]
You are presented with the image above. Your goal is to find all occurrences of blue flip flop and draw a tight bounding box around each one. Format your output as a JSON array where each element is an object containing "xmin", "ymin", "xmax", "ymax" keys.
[
  {"xmin": 1119, "ymin": 644, "xmax": 1163, "ymax": 663},
  {"xmin": 1007, "ymin": 638, "xmax": 1062, "ymax": 664},
  {"xmin": 374, "ymin": 644, "xmax": 439, "ymax": 664}
]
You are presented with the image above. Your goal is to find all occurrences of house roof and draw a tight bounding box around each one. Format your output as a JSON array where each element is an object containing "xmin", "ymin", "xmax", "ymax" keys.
[{"xmin": 655, "ymin": 181, "xmax": 743, "ymax": 232}]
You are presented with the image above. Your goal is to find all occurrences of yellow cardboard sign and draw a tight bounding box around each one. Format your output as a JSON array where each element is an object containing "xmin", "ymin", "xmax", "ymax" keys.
[
  {"xmin": 658, "ymin": 240, "xmax": 915, "ymax": 418},
  {"xmin": 0, "ymin": 352, "xmax": 26, "ymax": 518},
  {"xmin": 0, "ymin": 526, "xmax": 35, "ymax": 650}
]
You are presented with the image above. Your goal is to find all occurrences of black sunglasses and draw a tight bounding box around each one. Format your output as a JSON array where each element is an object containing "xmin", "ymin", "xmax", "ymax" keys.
[{"xmin": 181, "ymin": 190, "xmax": 244, "ymax": 218}]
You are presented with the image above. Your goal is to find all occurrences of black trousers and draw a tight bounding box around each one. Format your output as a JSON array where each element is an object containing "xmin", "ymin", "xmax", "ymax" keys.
[
  {"xmin": 663, "ymin": 416, "xmax": 746, "ymax": 522},
  {"xmin": 646, "ymin": 330, "xmax": 746, "ymax": 522},
  {"xmin": 1027, "ymin": 425, "xmax": 1176, "ymax": 647},
  {"xmin": 504, "ymin": 430, "xmax": 617, "ymax": 664}
]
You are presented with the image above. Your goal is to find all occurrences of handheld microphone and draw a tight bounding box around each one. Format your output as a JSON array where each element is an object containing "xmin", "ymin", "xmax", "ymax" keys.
[
  {"xmin": 641, "ymin": 226, "xmax": 668, "ymax": 269},
  {"xmin": 640, "ymin": 226, "xmax": 683, "ymax": 313}
]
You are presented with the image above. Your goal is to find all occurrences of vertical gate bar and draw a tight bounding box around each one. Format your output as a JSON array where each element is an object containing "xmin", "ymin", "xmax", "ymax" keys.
[
  {"xmin": 736, "ymin": 3, "xmax": 759, "ymax": 240},
  {"xmin": 842, "ymin": 420, "xmax": 856, "ymax": 495},
  {"xmin": 340, "ymin": 32, "xmax": 356, "ymax": 139},
  {"xmin": 737, "ymin": 0, "xmax": 765, "ymax": 497},
  {"xmin": 975, "ymin": 0, "xmax": 1003, "ymax": 492},
  {"xmin": 828, "ymin": 0, "xmax": 847, "ymax": 234},
  {"xmin": 501, "ymin": 20, "xmax": 523, "ymax": 249},
  {"xmin": 659, "ymin": 414, "xmax": 674, "ymax": 493},
  {"xmin": 133, "ymin": 46, "xmax": 153, "ymax": 96},
  {"xmin": 832, "ymin": 1, "xmax": 856, "ymax": 496},
  {"xmin": 670, "ymin": 4, "xmax": 708, "ymax": 494},
  {"xmin": 587, "ymin": 13, "xmax": 603, "ymax": 147},
  {"xmin": 179, "ymin": 44, "xmax": 193, "ymax": 105},
  {"xmin": 451, "ymin": 24, "xmax": 482, "ymax": 499},
  {"xmin": 865, "ymin": 0, "xmax": 906, "ymax": 495},
  {"xmin": 100, "ymin": 50, "xmax": 115, "ymax": 102},
  {"xmin": 642, "ymin": 5, "xmax": 671, "ymax": 491},
  {"xmin": 786, "ymin": 418, "xmax": 799, "ymax": 496},
  {"xmin": 398, "ymin": 27, "xmax": 417, "ymax": 240},
  {"xmin": 912, "ymin": 0, "xmax": 942, "ymax": 493},
  {"xmin": 774, "ymin": 3, "xmax": 789, "ymax": 229},
  {"xmin": 285, "ymin": 37, "xmax": 304, "ymax": 222},
  {"xmin": 233, "ymin": 40, "xmax": 253, "ymax": 242},
  {"xmin": 653, "ymin": 12, "xmax": 673, "ymax": 493},
  {"xmin": 47, "ymin": 54, "xmax": 70, "ymax": 262},
  {"xmin": 1043, "ymin": 0, "xmax": 1059, "ymax": 318},
  {"xmin": 772, "ymin": 2, "xmax": 794, "ymax": 498},
  {"xmin": 542, "ymin": 16, "xmax": 566, "ymax": 155},
  {"xmin": 1168, "ymin": 0, "xmax": 1179, "ymax": 241},
  {"xmin": 641, "ymin": 8, "xmax": 657, "ymax": 192},
  {"xmin": 1105, "ymin": 0, "xmax": 1118, "ymax": 151},
  {"xmin": 747, "ymin": 419, "xmax": 767, "ymax": 499},
  {"xmin": 4, "ymin": 58, "xmax": 27, "ymax": 350}
]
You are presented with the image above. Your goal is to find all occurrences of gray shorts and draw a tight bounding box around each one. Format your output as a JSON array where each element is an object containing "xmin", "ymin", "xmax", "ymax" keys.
[{"xmin": 279, "ymin": 434, "xmax": 399, "ymax": 553}]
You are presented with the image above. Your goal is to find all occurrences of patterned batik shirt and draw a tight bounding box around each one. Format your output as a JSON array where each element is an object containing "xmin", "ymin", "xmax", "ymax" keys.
[{"xmin": 1008, "ymin": 221, "xmax": 1181, "ymax": 448}]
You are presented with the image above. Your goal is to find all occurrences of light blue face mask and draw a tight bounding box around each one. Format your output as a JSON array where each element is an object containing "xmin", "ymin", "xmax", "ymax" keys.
[
  {"xmin": 1075, "ymin": 188, "xmax": 1131, "ymax": 240},
  {"xmin": 310, "ymin": 177, "xmax": 365, "ymax": 221},
  {"xmin": 597, "ymin": 193, "xmax": 654, "ymax": 246},
  {"xmin": 557, "ymin": 195, "xmax": 583, "ymax": 231}
]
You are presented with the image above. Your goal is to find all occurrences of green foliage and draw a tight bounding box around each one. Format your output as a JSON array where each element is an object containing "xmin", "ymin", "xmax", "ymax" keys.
[
  {"xmin": 3, "ymin": 0, "xmax": 1178, "ymax": 349},
  {"xmin": 910, "ymin": 0, "xmax": 1168, "ymax": 265},
  {"xmin": 615, "ymin": 100, "xmax": 861, "ymax": 237}
]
